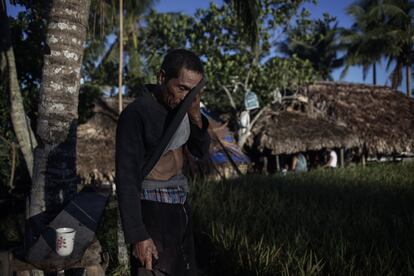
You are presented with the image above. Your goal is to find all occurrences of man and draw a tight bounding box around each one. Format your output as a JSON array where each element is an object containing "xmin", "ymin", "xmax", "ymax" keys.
[
  {"xmin": 324, "ymin": 148, "xmax": 338, "ymax": 169},
  {"xmin": 115, "ymin": 49, "xmax": 210, "ymax": 275}
]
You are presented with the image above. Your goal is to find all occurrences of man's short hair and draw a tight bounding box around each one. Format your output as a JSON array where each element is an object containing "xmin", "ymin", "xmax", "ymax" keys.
[{"xmin": 161, "ymin": 49, "xmax": 204, "ymax": 81}]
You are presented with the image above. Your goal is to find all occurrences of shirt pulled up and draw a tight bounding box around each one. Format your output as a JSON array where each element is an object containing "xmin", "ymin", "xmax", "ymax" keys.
[{"xmin": 141, "ymin": 114, "xmax": 190, "ymax": 203}]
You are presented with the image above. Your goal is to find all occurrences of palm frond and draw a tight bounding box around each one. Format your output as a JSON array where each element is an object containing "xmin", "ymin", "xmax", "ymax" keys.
[
  {"xmin": 229, "ymin": 0, "xmax": 259, "ymax": 48},
  {"xmin": 347, "ymin": 4, "xmax": 366, "ymax": 18},
  {"xmin": 370, "ymin": 4, "xmax": 408, "ymax": 20},
  {"xmin": 340, "ymin": 64, "xmax": 351, "ymax": 80}
]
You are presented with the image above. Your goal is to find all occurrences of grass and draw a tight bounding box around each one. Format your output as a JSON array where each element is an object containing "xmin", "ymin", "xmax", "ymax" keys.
[
  {"xmin": 0, "ymin": 200, "xmax": 25, "ymax": 249},
  {"xmin": 190, "ymin": 163, "xmax": 414, "ymax": 275},
  {"xmin": 2, "ymin": 163, "xmax": 413, "ymax": 275}
]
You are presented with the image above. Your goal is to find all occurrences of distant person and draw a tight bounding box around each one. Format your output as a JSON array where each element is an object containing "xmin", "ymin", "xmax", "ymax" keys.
[
  {"xmin": 281, "ymin": 164, "xmax": 289, "ymax": 176},
  {"xmin": 324, "ymin": 149, "xmax": 338, "ymax": 169},
  {"xmin": 291, "ymin": 152, "xmax": 308, "ymax": 174}
]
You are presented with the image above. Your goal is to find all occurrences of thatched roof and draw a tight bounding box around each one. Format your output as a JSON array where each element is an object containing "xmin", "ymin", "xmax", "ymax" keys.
[
  {"xmin": 248, "ymin": 107, "xmax": 360, "ymax": 155},
  {"xmin": 76, "ymin": 98, "xmax": 130, "ymax": 184},
  {"xmin": 248, "ymin": 81, "xmax": 414, "ymax": 155}
]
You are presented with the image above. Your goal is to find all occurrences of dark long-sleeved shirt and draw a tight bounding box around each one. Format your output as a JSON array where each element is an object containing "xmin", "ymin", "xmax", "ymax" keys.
[{"xmin": 115, "ymin": 85, "xmax": 210, "ymax": 244}]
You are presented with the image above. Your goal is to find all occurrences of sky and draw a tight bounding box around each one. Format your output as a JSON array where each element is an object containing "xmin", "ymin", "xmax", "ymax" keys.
[{"xmin": 5, "ymin": 0, "xmax": 409, "ymax": 93}]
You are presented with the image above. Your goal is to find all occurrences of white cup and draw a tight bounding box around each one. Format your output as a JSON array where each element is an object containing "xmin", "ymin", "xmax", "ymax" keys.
[{"xmin": 55, "ymin": 227, "xmax": 76, "ymax": 256}]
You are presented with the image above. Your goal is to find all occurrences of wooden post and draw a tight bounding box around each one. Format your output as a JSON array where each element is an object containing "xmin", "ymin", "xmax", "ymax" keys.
[
  {"xmin": 118, "ymin": 0, "xmax": 124, "ymax": 113},
  {"xmin": 117, "ymin": 210, "xmax": 129, "ymax": 269},
  {"xmin": 263, "ymin": 156, "xmax": 268, "ymax": 175},
  {"xmin": 361, "ymin": 154, "xmax": 366, "ymax": 167},
  {"xmin": 276, "ymin": 155, "xmax": 280, "ymax": 172},
  {"xmin": 0, "ymin": 250, "xmax": 11, "ymax": 276},
  {"xmin": 340, "ymin": 148, "xmax": 345, "ymax": 168}
]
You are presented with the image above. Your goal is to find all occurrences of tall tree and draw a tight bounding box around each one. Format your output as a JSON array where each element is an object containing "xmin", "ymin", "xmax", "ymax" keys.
[
  {"xmin": 379, "ymin": 0, "xmax": 414, "ymax": 96},
  {"xmin": 116, "ymin": 0, "xmax": 156, "ymax": 109},
  {"xmin": 2, "ymin": 1, "xmax": 91, "ymax": 274},
  {"xmin": 28, "ymin": 0, "xmax": 91, "ymax": 243},
  {"xmin": 344, "ymin": 0, "xmax": 414, "ymax": 96},
  {"xmin": 86, "ymin": 0, "xmax": 156, "ymax": 91},
  {"xmin": 279, "ymin": 12, "xmax": 344, "ymax": 80},
  {"xmin": 341, "ymin": 0, "xmax": 391, "ymax": 84}
]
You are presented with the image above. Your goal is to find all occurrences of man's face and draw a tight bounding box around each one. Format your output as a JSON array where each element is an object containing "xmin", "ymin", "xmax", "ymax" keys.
[{"xmin": 159, "ymin": 68, "xmax": 202, "ymax": 109}]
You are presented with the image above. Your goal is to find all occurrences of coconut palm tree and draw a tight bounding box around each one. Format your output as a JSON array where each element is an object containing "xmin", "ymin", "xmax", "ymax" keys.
[
  {"xmin": 344, "ymin": 0, "xmax": 413, "ymax": 96},
  {"xmin": 29, "ymin": 0, "xmax": 92, "ymax": 222},
  {"xmin": 86, "ymin": 0, "xmax": 156, "ymax": 104},
  {"xmin": 379, "ymin": 0, "xmax": 414, "ymax": 96},
  {"xmin": 3, "ymin": 0, "xmax": 92, "ymax": 237},
  {"xmin": 279, "ymin": 14, "xmax": 344, "ymax": 80},
  {"xmin": 341, "ymin": 0, "xmax": 391, "ymax": 84}
]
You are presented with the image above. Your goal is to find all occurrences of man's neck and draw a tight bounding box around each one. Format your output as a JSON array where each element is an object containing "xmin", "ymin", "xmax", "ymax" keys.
[{"xmin": 152, "ymin": 85, "xmax": 172, "ymax": 111}]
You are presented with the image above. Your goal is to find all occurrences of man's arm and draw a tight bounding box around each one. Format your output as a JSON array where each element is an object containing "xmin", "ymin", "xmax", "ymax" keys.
[
  {"xmin": 187, "ymin": 93, "xmax": 210, "ymax": 158},
  {"xmin": 115, "ymin": 106, "xmax": 149, "ymax": 243}
]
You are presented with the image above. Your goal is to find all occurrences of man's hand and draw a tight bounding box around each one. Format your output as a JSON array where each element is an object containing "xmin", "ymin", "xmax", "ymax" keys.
[
  {"xmin": 133, "ymin": 238, "xmax": 159, "ymax": 271},
  {"xmin": 188, "ymin": 90, "xmax": 203, "ymax": 128}
]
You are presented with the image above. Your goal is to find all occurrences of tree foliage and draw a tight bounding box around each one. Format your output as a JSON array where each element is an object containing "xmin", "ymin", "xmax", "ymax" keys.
[
  {"xmin": 129, "ymin": 10, "xmax": 194, "ymax": 90},
  {"xmin": 280, "ymin": 12, "xmax": 344, "ymax": 80},
  {"xmin": 191, "ymin": 3, "xmax": 318, "ymax": 112},
  {"xmin": 341, "ymin": 0, "xmax": 391, "ymax": 83},
  {"xmin": 77, "ymin": 1, "xmax": 319, "ymax": 112},
  {"xmin": 0, "ymin": 0, "xmax": 321, "ymax": 194},
  {"xmin": 379, "ymin": 0, "xmax": 414, "ymax": 92},
  {"xmin": 343, "ymin": 0, "xmax": 414, "ymax": 94},
  {"xmin": 0, "ymin": 1, "xmax": 49, "ymax": 196}
]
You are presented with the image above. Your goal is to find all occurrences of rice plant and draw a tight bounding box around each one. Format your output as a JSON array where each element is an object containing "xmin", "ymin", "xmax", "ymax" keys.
[{"xmin": 190, "ymin": 163, "xmax": 414, "ymax": 275}]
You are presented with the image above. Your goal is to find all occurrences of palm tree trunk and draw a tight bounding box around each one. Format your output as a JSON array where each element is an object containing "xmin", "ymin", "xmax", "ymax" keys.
[
  {"xmin": 118, "ymin": 0, "xmax": 124, "ymax": 113},
  {"xmin": 372, "ymin": 63, "xmax": 377, "ymax": 85},
  {"xmin": 406, "ymin": 65, "xmax": 411, "ymax": 97},
  {"xmin": 1, "ymin": 0, "xmax": 37, "ymax": 178},
  {"xmin": 28, "ymin": 0, "xmax": 91, "ymax": 243}
]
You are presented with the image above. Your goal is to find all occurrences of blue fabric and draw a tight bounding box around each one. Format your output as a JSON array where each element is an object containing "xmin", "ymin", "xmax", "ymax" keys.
[
  {"xmin": 211, "ymin": 149, "xmax": 250, "ymax": 164},
  {"xmin": 200, "ymin": 106, "xmax": 250, "ymax": 165}
]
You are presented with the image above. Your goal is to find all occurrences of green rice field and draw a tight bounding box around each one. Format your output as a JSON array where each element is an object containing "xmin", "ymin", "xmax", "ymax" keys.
[{"xmin": 190, "ymin": 163, "xmax": 414, "ymax": 275}]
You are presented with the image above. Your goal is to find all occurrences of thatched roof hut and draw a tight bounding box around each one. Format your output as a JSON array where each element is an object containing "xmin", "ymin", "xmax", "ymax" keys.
[
  {"xmin": 247, "ymin": 81, "xmax": 414, "ymax": 156},
  {"xmin": 249, "ymin": 108, "xmax": 360, "ymax": 155}
]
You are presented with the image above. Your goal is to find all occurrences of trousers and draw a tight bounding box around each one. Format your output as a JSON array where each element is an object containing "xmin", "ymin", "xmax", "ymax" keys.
[{"xmin": 131, "ymin": 200, "xmax": 197, "ymax": 276}]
